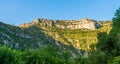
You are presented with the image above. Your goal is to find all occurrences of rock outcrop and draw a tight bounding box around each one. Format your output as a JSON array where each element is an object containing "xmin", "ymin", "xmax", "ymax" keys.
[{"xmin": 19, "ymin": 18, "xmax": 101, "ymax": 30}]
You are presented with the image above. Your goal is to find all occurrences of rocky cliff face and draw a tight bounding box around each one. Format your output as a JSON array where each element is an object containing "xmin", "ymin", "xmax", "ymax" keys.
[{"xmin": 19, "ymin": 18, "xmax": 101, "ymax": 30}]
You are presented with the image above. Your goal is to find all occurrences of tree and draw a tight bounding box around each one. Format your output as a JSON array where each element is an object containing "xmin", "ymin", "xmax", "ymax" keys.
[
  {"xmin": 21, "ymin": 46, "xmax": 68, "ymax": 64},
  {"xmin": 109, "ymin": 7, "xmax": 120, "ymax": 54},
  {"xmin": 0, "ymin": 45, "xmax": 23, "ymax": 64},
  {"xmin": 108, "ymin": 56, "xmax": 120, "ymax": 64},
  {"xmin": 88, "ymin": 51, "xmax": 109, "ymax": 64},
  {"xmin": 113, "ymin": 7, "xmax": 120, "ymax": 26},
  {"xmin": 111, "ymin": 7, "xmax": 120, "ymax": 37}
]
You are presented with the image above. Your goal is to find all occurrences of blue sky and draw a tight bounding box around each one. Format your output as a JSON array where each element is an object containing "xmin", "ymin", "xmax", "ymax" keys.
[{"xmin": 0, "ymin": 0, "xmax": 120, "ymax": 25}]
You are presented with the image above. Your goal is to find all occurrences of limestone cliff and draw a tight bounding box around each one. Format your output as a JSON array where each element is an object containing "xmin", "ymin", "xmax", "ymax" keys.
[{"xmin": 19, "ymin": 18, "xmax": 101, "ymax": 30}]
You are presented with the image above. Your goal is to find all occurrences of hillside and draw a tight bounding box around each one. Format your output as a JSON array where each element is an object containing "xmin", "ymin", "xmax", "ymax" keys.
[
  {"xmin": 19, "ymin": 18, "xmax": 112, "ymax": 51},
  {"xmin": 0, "ymin": 18, "xmax": 112, "ymax": 51}
]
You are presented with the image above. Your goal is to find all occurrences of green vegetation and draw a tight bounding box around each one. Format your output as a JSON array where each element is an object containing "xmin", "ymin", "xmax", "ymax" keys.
[
  {"xmin": 87, "ymin": 7, "xmax": 120, "ymax": 64},
  {"xmin": 0, "ymin": 45, "xmax": 75, "ymax": 64},
  {"xmin": 0, "ymin": 45, "xmax": 23, "ymax": 64}
]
